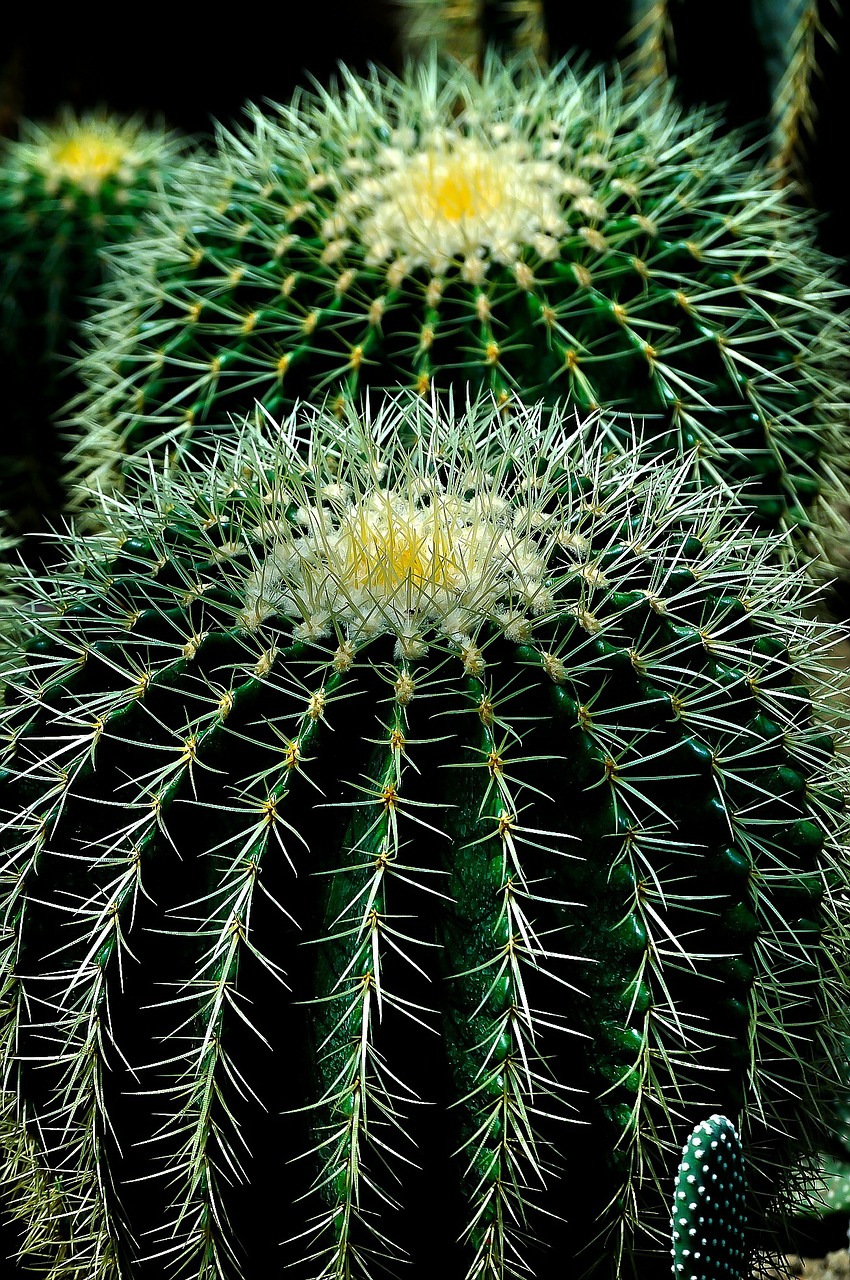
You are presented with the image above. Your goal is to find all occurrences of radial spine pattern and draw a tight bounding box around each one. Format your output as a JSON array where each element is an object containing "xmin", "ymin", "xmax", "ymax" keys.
[{"xmin": 1, "ymin": 398, "xmax": 849, "ymax": 1280}]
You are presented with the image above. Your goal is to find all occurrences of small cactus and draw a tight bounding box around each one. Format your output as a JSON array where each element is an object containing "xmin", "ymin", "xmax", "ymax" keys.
[
  {"xmin": 671, "ymin": 1114, "xmax": 748, "ymax": 1280},
  {"xmin": 793, "ymin": 1097, "xmax": 850, "ymax": 1219},
  {"xmin": 1, "ymin": 397, "xmax": 849, "ymax": 1280},
  {"xmin": 67, "ymin": 54, "xmax": 849, "ymax": 563}
]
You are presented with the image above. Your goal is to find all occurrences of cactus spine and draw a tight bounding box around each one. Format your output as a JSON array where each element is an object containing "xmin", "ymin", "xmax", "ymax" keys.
[
  {"xmin": 67, "ymin": 54, "xmax": 849, "ymax": 560},
  {"xmin": 1, "ymin": 397, "xmax": 848, "ymax": 1280}
]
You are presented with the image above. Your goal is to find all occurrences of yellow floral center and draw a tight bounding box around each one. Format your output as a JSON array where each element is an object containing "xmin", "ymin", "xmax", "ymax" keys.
[
  {"xmin": 354, "ymin": 135, "xmax": 565, "ymax": 272},
  {"xmin": 338, "ymin": 497, "xmax": 464, "ymax": 596},
  {"xmin": 411, "ymin": 149, "xmax": 511, "ymax": 226},
  {"xmin": 49, "ymin": 130, "xmax": 128, "ymax": 186},
  {"xmin": 431, "ymin": 172, "xmax": 477, "ymax": 222},
  {"xmin": 243, "ymin": 479, "xmax": 552, "ymax": 651}
]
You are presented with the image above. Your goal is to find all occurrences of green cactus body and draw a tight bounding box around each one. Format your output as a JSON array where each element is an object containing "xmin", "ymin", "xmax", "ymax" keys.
[
  {"xmin": 671, "ymin": 1114, "xmax": 748, "ymax": 1280},
  {"xmin": 793, "ymin": 1095, "xmax": 850, "ymax": 1218},
  {"xmin": 1, "ymin": 399, "xmax": 848, "ymax": 1280},
  {"xmin": 69, "ymin": 55, "xmax": 849, "ymax": 556}
]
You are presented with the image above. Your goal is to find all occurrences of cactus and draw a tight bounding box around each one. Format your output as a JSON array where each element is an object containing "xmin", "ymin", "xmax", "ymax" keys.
[
  {"xmin": 0, "ymin": 524, "xmax": 22, "ymax": 693},
  {"xmin": 67, "ymin": 53, "xmax": 849, "ymax": 562},
  {"xmin": 393, "ymin": 0, "xmax": 548, "ymax": 68},
  {"xmin": 0, "ymin": 111, "xmax": 188, "ymax": 543},
  {"xmin": 0, "ymin": 110, "xmax": 186, "ymax": 359},
  {"xmin": 671, "ymin": 1114, "xmax": 748, "ymax": 1280},
  {"xmin": 2, "ymin": 396, "xmax": 849, "ymax": 1280}
]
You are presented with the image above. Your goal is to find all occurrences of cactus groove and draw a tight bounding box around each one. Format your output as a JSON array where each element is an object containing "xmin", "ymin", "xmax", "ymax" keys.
[{"xmin": 1, "ymin": 398, "xmax": 848, "ymax": 1280}]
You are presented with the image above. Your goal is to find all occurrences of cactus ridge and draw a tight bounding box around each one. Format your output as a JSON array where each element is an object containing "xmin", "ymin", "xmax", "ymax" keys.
[
  {"xmin": 67, "ymin": 54, "xmax": 850, "ymax": 561},
  {"xmin": 2, "ymin": 397, "xmax": 849, "ymax": 1280}
]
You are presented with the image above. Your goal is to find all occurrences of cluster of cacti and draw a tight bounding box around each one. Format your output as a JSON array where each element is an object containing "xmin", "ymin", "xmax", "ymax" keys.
[
  {"xmin": 0, "ymin": 111, "xmax": 188, "ymax": 541},
  {"xmin": 66, "ymin": 54, "xmax": 849, "ymax": 560},
  {"xmin": 671, "ymin": 1115, "xmax": 748, "ymax": 1280},
  {"xmin": 1, "ymin": 397, "xmax": 849, "ymax": 1280},
  {"xmin": 1, "ymin": 9, "xmax": 850, "ymax": 1280}
]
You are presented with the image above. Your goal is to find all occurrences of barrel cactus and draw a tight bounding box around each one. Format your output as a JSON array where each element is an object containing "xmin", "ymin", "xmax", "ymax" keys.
[
  {"xmin": 1, "ymin": 396, "xmax": 848, "ymax": 1280},
  {"xmin": 0, "ymin": 111, "xmax": 188, "ymax": 543},
  {"xmin": 68, "ymin": 53, "xmax": 849, "ymax": 559}
]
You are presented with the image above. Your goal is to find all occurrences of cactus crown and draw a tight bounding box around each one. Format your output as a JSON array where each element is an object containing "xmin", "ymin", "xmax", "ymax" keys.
[
  {"xmin": 2, "ymin": 110, "xmax": 176, "ymax": 197},
  {"xmin": 37, "ymin": 118, "xmax": 137, "ymax": 191},
  {"xmin": 238, "ymin": 400, "xmax": 568, "ymax": 652}
]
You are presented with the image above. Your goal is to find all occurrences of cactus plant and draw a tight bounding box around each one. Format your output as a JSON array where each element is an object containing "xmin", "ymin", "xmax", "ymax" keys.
[
  {"xmin": 2, "ymin": 396, "xmax": 849, "ymax": 1280},
  {"xmin": 0, "ymin": 111, "xmax": 188, "ymax": 544},
  {"xmin": 0, "ymin": 524, "xmax": 22, "ymax": 693},
  {"xmin": 67, "ymin": 53, "xmax": 849, "ymax": 560},
  {"xmin": 0, "ymin": 110, "xmax": 186, "ymax": 359},
  {"xmin": 671, "ymin": 1114, "xmax": 748, "ymax": 1280}
]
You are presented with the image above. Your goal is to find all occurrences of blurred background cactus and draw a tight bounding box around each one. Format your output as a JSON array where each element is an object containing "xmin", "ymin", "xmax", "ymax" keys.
[
  {"xmin": 0, "ymin": 113, "xmax": 184, "ymax": 358},
  {"xmin": 0, "ymin": 111, "xmax": 188, "ymax": 551}
]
